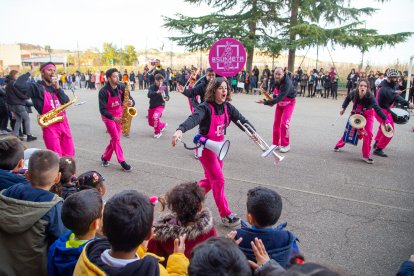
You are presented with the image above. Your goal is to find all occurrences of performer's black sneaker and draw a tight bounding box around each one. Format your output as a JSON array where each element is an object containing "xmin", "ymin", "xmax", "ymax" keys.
[
  {"xmin": 221, "ymin": 213, "xmax": 241, "ymax": 228},
  {"xmin": 120, "ymin": 161, "xmax": 132, "ymax": 172},
  {"xmin": 26, "ymin": 135, "xmax": 37, "ymax": 142},
  {"xmin": 373, "ymin": 149, "xmax": 388, "ymax": 157},
  {"xmin": 334, "ymin": 147, "xmax": 340, "ymax": 152},
  {"xmin": 373, "ymin": 142, "xmax": 378, "ymax": 150},
  {"xmin": 101, "ymin": 156, "xmax": 109, "ymax": 167}
]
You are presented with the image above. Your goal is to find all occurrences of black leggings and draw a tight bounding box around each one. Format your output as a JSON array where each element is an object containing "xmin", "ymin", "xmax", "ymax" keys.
[
  {"xmin": 0, "ymin": 108, "xmax": 8, "ymax": 130},
  {"xmin": 308, "ymin": 84, "xmax": 314, "ymax": 97}
]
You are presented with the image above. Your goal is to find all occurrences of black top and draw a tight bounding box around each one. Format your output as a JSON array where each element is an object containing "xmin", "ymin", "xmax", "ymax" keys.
[
  {"xmin": 147, "ymin": 84, "xmax": 169, "ymax": 109},
  {"xmin": 377, "ymin": 79, "xmax": 410, "ymax": 110},
  {"xmin": 98, "ymin": 83, "xmax": 135, "ymax": 120},
  {"xmin": 264, "ymin": 74, "xmax": 296, "ymax": 105},
  {"xmin": 5, "ymin": 78, "xmax": 29, "ymax": 106},
  {"xmin": 342, "ymin": 90, "xmax": 387, "ymax": 121},
  {"xmin": 182, "ymin": 77, "xmax": 208, "ymax": 107},
  {"xmin": 14, "ymin": 72, "xmax": 69, "ymax": 114},
  {"xmin": 177, "ymin": 101, "xmax": 252, "ymax": 135}
]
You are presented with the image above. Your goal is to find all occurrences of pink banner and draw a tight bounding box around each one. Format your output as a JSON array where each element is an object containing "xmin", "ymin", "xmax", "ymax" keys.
[{"xmin": 208, "ymin": 38, "xmax": 247, "ymax": 77}]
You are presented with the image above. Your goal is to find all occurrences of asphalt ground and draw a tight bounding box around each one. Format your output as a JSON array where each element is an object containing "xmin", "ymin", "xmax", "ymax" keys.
[{"xmin": 22, "ymin": 88, "xmax": 414, "ymax": 276}]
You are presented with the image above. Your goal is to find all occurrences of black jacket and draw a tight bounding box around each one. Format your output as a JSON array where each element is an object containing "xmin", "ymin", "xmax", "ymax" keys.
[
  {"xmin": 342, "ymin": 91, "xmax": 387, "ymax": 121},
  {"xmin": 264, "ymin": 75, "xmax": 296, "ymax": 106},
  {"xmin": 148, "ymin": 84, "xmax": 168, "ymax": 109},
  {"xmin": 14, "ymin": 73, "xmax": 69, "ymax": 114},
  {"xmin": 182, "ymin": 77, "xmax": 208, "ymax": 108},
  {"xmin": 5, "ymin": 78, "xmax": 29, "ymax": 106},
  {"xmin": 0, "ymin": 86, "xmax": 7, "ymax": 109},
  {"xmin": 177, "ymin": 101, "xmax": 252, "ymax": 135},
  {"xmin": 378, "ymin": 80, "xmax": 410, "ymax": 111},
  {"xmin": 98, "ymin": 83, "xmax": 135, "ymax": 120}
]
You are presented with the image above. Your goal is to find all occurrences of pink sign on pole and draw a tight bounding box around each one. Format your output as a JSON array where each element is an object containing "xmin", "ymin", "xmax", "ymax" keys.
[{"xmin": 208, "ymin": 38, "xmax": 247, "ymax": 77}]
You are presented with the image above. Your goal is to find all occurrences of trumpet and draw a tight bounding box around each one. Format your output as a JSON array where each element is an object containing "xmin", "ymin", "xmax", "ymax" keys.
[{"xmin": 237, "ymin": 120, "xmax": 284, "ymax": 164}]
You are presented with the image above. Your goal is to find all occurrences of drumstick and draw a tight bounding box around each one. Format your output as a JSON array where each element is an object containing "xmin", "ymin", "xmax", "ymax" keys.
[{"xmin": 331, "ymin": 115, "xmax": 341, "ymax": 126}]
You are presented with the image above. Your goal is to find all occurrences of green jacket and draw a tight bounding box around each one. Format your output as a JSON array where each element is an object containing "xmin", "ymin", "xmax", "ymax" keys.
[{"xmin": 0, "ymin": 188, "xmax": 63, "ymax": 276}]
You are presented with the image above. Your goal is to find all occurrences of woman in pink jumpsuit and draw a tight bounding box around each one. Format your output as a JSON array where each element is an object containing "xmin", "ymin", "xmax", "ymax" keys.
[
  {"xmin": 172, "ymin": 77, "xmax": 255, "ymax": 228},
  {"xmin": 334, "ymin": 79, "xmax": 391, "ymax": 164}
]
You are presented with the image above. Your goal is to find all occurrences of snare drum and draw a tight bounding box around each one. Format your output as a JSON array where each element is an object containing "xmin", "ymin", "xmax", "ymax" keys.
[
  {"xmin": 342, "ymin": 119, "xmax": 359, "ymax": 146},
  {"xmin": 390, "ymin": 108, "xmax": 410, "ymax": 124}
]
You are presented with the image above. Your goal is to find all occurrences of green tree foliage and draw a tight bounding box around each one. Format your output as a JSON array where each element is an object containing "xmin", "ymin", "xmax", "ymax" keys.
[
  {"xmin": 123, "ymin": 45, "xmax": 137, "ymax": 66},
  {"xmin": 164, "ymin": 0, "xmax": 412, "ymax": 72},
  {"xmin": 101, "ymin": 43, "xmax": 119, "ymax": 66}
]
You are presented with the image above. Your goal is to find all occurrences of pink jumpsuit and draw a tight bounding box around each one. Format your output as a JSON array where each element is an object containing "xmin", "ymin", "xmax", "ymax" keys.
[
  {"xmin": 41, "ymin": 86, "xmax": 75, "ymax": 157},
  {"xmin": 272, "ymin": 88, "xmax": 296, "ymax": 147},
  {"xmin": 148, "ymin": 106, "xmax": 166, "ymax": 135},
  {"xmin": 198, "ymin": 104, "xmax": 231, "ymax": 217},
  {"xmin": 374, "ymin": 108, "xmax": 394, "ymax": 150},
  {"xmin": 101, "ymin": 90, "xmax": 125, "ymax": 163}
]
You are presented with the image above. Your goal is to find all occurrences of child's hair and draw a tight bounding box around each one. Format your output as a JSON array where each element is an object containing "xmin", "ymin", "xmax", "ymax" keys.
[
  {"xmin": 247, "ymin": 186, "xmax": 282, "ymax": 227},
  {"xmin": 59, "ymin": 157, "xmax": 76, "ymax": 184},
  {"xmin": 166, "ymin": 182, "xmax": 204, "ymax": 225},
  {"xmin": 0, "ymin": 136, "xmax": 25, "ymax": 170},
  {"xmin": 76, "ymin": 171, "xmax": 105, "ymax": 191},
  {"xmin": 28, "ymin": 150, "xmax": 59, "ymax": 187},
  {"xmin": 62, "ymin": 189, "xmax": 103, "ymax": 236},
  {"xmin": 155, "ymin": 73, "xmax": 164, "ymax": 81},
  {"xmin": 103, "ymin": 190, "xmax": 153, "ymax": 252},
  {"xmin": 189, "ymin": 237, "xmax": 251, "ymax": 276}
]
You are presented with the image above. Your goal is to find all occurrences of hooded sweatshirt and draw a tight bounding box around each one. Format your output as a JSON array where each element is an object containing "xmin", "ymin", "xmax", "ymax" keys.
[
  {"xmin": 0, "ymin": 169, "xmax": 29, "ymax": 191},
  {"xmin": 148, "ymin": 208, "xmax": 217, "ymax": 261},
  {"xmin": 0, "ymin": 183, "xmax": 65, "ymax": 276},
  {"xmin": 74, "ymin": 239, "xmax": 189, "ymax": 276}
]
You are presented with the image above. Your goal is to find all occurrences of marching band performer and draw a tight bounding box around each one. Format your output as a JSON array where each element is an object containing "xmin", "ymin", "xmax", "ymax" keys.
[
  {"xmin": 334, "ymin": 79, "xmax": 391, "ymax": 164},
  {"xmin": 148, "ymin": 59, "xmax": 166, "ymax": 85},
  {"xmin": 15, "ymin": 62, "xmax": 75, "ymax": 157},
  {"xmin": 99, "ymin": 68, "xmax": 134, "ymax": 172},
  {"xmin": 147, "ymin": 74, "xmax": 169, "ymax": 138},
  {"xmin": 373, "ymin": 69, "xmax": 414, "ymax": 157},
  {"xmin": 172, "ymin": 77, "xmax": 254, "ymax": 228},
  {"xmin": 259, "ymin": 67, "xmax": 297, "ymax": 153},
  {"xmin": 177, "ymin": 68, "xmax": 216, "ymax": 112}
]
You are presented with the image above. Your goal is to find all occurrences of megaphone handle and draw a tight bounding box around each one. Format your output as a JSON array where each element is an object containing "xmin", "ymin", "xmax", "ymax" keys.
[{"xmin": 179, "ymin": 139, "xmax": 202, "ymax": 150}]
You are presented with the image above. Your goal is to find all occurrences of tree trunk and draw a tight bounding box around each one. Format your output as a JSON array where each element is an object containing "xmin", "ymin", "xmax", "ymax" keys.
[
  {"xmin": 246, "ymin": 47, "xmax": 254, "ymax": 74},
  {"xmin": 287, "ymin": 0, "xmax": 300, "ymax": 72},
  {"xmin": 245, "ymin": 0, "xmax": 257, "ymax": 74}
]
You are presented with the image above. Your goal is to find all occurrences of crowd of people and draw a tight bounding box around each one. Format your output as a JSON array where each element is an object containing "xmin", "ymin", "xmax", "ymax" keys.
[{"xmin": 0, "ymin": 59, "xmax": 413, "ymax": 276}]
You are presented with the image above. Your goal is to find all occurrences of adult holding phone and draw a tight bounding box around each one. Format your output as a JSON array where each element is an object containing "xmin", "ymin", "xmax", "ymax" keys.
[{"xmin": 147, "ymin": 74, "xmax": 168, "ymax": 138}]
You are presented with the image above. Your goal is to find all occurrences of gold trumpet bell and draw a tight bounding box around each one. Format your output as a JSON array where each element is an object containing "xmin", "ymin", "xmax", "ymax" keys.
[
  {"xmin": 349, "ymin": 114, "xmax": 366, "ymax": 129},
  {"xmin": 381, "ymin": 123, "xmax": 394, "ymax": 138}
]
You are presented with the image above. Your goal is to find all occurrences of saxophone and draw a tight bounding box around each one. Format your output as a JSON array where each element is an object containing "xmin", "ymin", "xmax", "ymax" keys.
[
  {"xmin": 37, "ymin": 93, "xmax": 77, "ymax": 128},
  {"xmin": 121, "ymin": 81, "xmax": 137, "ymax": 136}
]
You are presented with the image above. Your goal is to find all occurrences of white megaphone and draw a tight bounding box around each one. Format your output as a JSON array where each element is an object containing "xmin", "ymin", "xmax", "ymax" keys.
[{"xmin": 194, "ymin": 135, "xmax": 230, "ymax": 161}]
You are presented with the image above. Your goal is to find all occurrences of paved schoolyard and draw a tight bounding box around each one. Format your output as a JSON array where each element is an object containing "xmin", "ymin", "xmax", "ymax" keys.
[{"xmin": 24, "ymin": 88, "xmax": 414, "ymax": 276}]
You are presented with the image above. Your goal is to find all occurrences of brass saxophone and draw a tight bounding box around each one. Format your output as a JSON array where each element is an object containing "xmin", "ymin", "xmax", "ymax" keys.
[
  {"xmin": 121, "ymin": 81, "xmax": 137, "ymax": 136},
  {"xmin": 37, "ymin": 93, "xmax": 77, "ymax": 128}
]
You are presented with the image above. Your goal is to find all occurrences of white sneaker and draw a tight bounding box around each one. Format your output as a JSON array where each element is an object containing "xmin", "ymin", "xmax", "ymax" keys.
[
  {"xmin": 279, "ymin": 145, "xmax": 290, "ymax": 153},
  {"xmin": 161, "ymin": 123, "xmax": 168, "ymax": 132},
  {"xmin": 154, "ymin": 133, "xmax": 162, "ymax": 139}
]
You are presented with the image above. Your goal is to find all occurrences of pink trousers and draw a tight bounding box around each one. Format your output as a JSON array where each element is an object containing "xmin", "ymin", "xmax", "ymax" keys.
[
  {"xmin": 374, "ymin": 109, "xmax": 394, "ymax": 150},
  {"xmin": 273, "ymin": 100, "xmax": 296, "ymax": 146},
  {"xmin": 335, "ymin": 110, "xmax": 374, "ymax": 158},
  {"xmin": 102, "ymin": 118, "xmax": 125, "ymax": 163},
  {"xmin": 148, "ymin": 106, "xmax": 166, "ymax": 135},
  {"xmin": 43, "ymin": 120, "xmax": 75, "ymax": 158},
  {"xmin": 198, "ymin": 148, "xmax": 231, "ymax": 217}
]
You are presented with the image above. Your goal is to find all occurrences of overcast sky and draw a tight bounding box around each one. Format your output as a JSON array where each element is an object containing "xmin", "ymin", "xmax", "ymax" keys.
[{"xmin": 1, "ymin": 0, "xmax": 413, "ymax": 66}]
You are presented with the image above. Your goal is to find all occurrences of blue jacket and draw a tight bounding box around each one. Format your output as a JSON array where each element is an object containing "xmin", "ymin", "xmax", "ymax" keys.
[
  {"xmin": 236, "ymin": 221, "xmax": 299, "ymax": 269},
  {"xmin": 48, "ymin": 231, "xmax": 93, "ymax": 276},
  {"xmin": 0, "ymin": 169, "xmax": 29, "ymax": 191},
  {"xmin": 397, "ymin": 260, "xmax": 414, "ymax": 276}
]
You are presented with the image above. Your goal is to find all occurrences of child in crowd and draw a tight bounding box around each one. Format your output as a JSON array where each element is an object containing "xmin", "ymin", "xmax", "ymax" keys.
[
  {"xmin": 50, "ymin": 157, "xmax": 77, "ymax": 199},
  {"xmin": 148, "ymin": 182, "xmax": 216, "ymax": 261},
  {"xmin": 48, "ymin": 189, "xmax": 103, "ymax": 276},
  {"xmin": 74, "ymin": 190, "xmax": 189, "ymax": 275},
  {"xmin": 77, "ymin": 170, "xmax": 106, "ymax": 196},
  {"xmin": 147, "ymin": 74, "xmax": 169, "ymax": 139},
  {"xmin": 188, "ymin": 237, "xmax": 251, "ymax": 276},
  {"xmin": 0, "ymin": 150, "xmax": 67, "ymax": 276},
  {"xmin": 0, "ymin": 136, "xmax": 28, "ymax": 191},
  {"xmin": 235, "ymin": 187, "xmax": 299, "ymax": 268}
]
